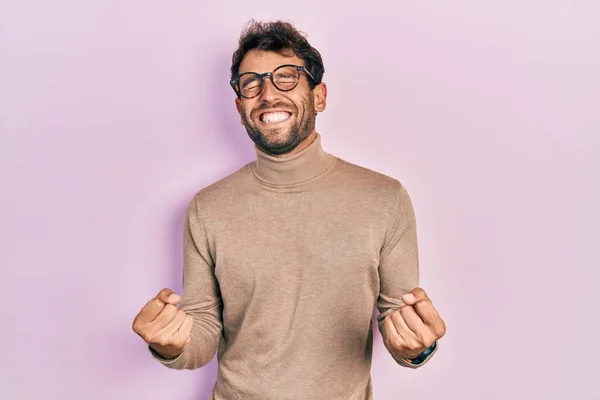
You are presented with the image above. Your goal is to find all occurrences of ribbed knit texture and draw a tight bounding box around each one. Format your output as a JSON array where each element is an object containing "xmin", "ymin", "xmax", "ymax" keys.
[{"xmin": 150, "ymin": 133, "xmax": 436, "ymax": 399}]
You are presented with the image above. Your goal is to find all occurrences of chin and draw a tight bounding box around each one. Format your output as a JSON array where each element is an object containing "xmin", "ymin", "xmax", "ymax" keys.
[
  {"xmin": 253, "ymin": 131, "xmax": 302, "ymax": 155},
  {"xmin": 244, "ymin": 115, "xmax": 313, "ymax": 155},
  {"xmin": 261, "ymin": 137, "xmax": 300, "ymax": 155}
]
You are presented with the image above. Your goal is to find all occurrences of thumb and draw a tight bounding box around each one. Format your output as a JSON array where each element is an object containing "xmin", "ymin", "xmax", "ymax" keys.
[
  {"xmin": 155, "ymin": 288, "xmax": 181, "ymax": 305},
  {"xmin": 401, "ymin": 287, "xmax": 429, "ymax": 306},
  {"xmin": 401, "ymin": 292, "xmax": 416, "ymax": 305}
]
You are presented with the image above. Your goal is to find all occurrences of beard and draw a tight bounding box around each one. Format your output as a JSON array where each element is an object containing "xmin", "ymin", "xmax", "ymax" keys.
[{"xmin": 241, "ymin": 93, "xmax": 316, "ymax": 156}]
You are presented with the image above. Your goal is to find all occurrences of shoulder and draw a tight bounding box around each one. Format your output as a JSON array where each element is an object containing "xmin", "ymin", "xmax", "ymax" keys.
[
  {"xmin": 327, "ymin": 155, "xmax": 416, "ymax": 226},
  {"xmin": 331, "ymin": 156, "xmax": 406, "ymax": 199},
  {"xmin": 186, "ymin": 163, "xmax": 253, "ymax": 215}
]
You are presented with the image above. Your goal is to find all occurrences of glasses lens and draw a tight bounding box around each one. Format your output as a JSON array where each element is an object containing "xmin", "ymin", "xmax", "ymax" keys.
[
  {"xmin": 236, "ymin": 66, "xmax": 300, "ymax": 98},
  {"xmin": 273, "ymin": 66, "xmax": 299, "ymax": 91},
  {"xmin": 238, "ymin": 73, "xmax": 262, "ymax": 98}
]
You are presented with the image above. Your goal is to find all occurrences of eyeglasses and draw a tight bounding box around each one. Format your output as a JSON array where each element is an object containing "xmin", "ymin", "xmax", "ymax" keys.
[{"xmin": 230, "ymin": 64, "xmax": 316, "ymax": 99}]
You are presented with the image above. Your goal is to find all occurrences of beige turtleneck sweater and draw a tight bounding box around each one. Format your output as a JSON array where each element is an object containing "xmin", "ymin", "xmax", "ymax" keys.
[{"xmin": 150, "ymin": 133, "xmax": 436, "ymax": 399}]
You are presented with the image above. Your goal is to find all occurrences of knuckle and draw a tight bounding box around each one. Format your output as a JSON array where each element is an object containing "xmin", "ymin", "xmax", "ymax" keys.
[
  {"xmin": 132, "ymin": 320, "xmax": 142, "ymax": 333},
  {"xmin": 174, "ymin": 338, "xmax": 187, "ymax": 350},
  {"xmin": 156, "ymin": 336, "xmax": 171, "ymax": 347},
  {"xmin": 407, "ymin": 340, "xmax": 418, "ymax": 350},
  {"xmin": 385, "ymin": 336, "xmax": 393, "ymax": 348},
  {"xmin": 388, "ymin": 337, "xmax": 403, "ymax": 350},
  {"xmin": 436, "ymin": 325, "xmax": 446, "ymax": 338},
  {"xmin": 423, "ymin": 336, "xmax": 435, "ymax": 348},
  {"xmin": 141, "ymin": 332, "xmax": 153, "ymax": 343}
]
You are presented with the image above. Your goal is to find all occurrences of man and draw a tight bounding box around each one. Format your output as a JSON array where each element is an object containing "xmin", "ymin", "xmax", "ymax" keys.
[{"xmin": 132, "ymin": 20, "xmax": 446, "ymax": 400}]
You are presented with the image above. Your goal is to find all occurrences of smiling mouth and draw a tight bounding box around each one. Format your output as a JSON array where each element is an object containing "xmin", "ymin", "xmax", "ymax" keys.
[{"xmin": 259, "ymin": 111, "xmax": 292, "ymax": 124}]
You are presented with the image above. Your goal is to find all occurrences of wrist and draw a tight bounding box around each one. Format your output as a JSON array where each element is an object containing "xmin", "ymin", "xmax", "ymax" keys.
[
  {"xmin": 403, "ymin": 341, "xmax": 437, "ymax": 365},
  {"xmin": 149, "ymin": 345, "xmax": 181, "ymax": 360}
]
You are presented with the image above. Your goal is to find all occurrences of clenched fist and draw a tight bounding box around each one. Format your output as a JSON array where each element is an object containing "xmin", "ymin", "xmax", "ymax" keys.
[
  {"xmin": 384, "ymin": 287, "xmax": 446, "ymax": 361},
  {"xmin": 132, "ymin": 288, "xmax": 193, "ymax": 359}
]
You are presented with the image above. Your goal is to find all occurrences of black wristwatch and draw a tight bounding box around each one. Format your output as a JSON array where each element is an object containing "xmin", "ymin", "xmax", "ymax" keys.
[{"xmin": 406, "ymin": 341, "xmax": 437, "ymax": 365}]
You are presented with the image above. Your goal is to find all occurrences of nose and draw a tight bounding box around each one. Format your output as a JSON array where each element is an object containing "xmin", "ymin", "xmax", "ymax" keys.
[{"xmin": 257, "ymin": 76, "xmax": 281, "ymax": 102}]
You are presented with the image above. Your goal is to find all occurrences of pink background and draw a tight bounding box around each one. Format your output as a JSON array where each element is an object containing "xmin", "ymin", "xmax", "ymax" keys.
[{"xmin": 2, "ymin": 1, "xmax": 599, "ymax": 399}]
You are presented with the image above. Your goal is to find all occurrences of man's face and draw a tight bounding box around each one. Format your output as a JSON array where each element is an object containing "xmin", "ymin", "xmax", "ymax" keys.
[{"xmin": 234, "ymin": 50, "xmax": 326, "ymax": 156}]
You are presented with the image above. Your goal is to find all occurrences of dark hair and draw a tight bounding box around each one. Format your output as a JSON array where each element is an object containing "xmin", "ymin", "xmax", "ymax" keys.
[{"xmin": 230, "ymin": 20, "xmax": 325, "ymax": 89}]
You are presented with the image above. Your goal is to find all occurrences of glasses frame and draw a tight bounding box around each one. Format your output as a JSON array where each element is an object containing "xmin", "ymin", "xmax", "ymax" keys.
[{"xmin": 230, "ymin": 64, "xmax": 317, "ymax": 99}]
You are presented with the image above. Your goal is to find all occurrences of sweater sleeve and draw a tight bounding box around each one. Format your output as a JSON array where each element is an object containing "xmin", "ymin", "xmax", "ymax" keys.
[
  {"xmin": 149, "ymin": 196, "xmax": 223, "ymax": 370},
  {"xmin": 376, "ymin": 182, "xmax": 436, "ymax": 368}
]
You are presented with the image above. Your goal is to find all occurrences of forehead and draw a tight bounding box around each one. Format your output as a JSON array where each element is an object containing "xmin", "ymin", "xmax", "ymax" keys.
[{"xmin": 238, "ymin": 50, "xmax": 304, "ymax": 74}]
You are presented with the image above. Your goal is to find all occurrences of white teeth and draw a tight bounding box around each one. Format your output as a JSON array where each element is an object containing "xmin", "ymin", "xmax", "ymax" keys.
[{"xmin": 260, "ymin": 112, "xmax": 291, "ymax": 123}]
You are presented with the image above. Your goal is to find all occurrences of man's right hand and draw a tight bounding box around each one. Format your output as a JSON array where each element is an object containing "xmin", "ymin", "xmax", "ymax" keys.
[{"xmin": 132, "ymin": 288, "xmax": 194, "ymax": 359}]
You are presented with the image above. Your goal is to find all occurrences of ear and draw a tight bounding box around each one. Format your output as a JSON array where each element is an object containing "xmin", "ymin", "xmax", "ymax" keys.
[
  {"xmin": 313, "ymin": 82, "xmax": 327, "ymax": 113},
  {"xmin": 235, "ymin": 97, "xmax": 244, "ymax": 125}
]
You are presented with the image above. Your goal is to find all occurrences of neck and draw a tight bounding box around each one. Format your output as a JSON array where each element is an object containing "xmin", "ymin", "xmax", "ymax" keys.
[{"xmin": 251, "ymin": 132, "xmax": 334, "ymax": 187}]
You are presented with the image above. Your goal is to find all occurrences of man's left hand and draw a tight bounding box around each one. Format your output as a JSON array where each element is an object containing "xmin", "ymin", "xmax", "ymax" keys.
[{"xmin": 383, "ymin": 287, "xmax": 446, "ymax": 360}]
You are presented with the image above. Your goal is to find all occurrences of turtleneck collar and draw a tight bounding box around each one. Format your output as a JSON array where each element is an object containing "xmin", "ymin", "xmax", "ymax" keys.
[{"xmin": 250, "ymin": 133, "xmax": 335, "ymax": 187}]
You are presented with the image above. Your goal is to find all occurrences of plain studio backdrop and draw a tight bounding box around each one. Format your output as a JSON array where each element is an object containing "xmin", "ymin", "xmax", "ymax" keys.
[{"xmin": 1, "ymin": 1, "xmax": 598, "ymax": 399}]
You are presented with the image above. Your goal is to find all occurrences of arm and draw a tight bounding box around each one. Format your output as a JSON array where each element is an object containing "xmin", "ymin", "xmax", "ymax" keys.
[
  {"xmin": 376, "ymin": 182, "xmax": 438, "ymax": 369},
  {"xmin": 150, "ymin": 196, "xmax": 223, "ymax": 370}
]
